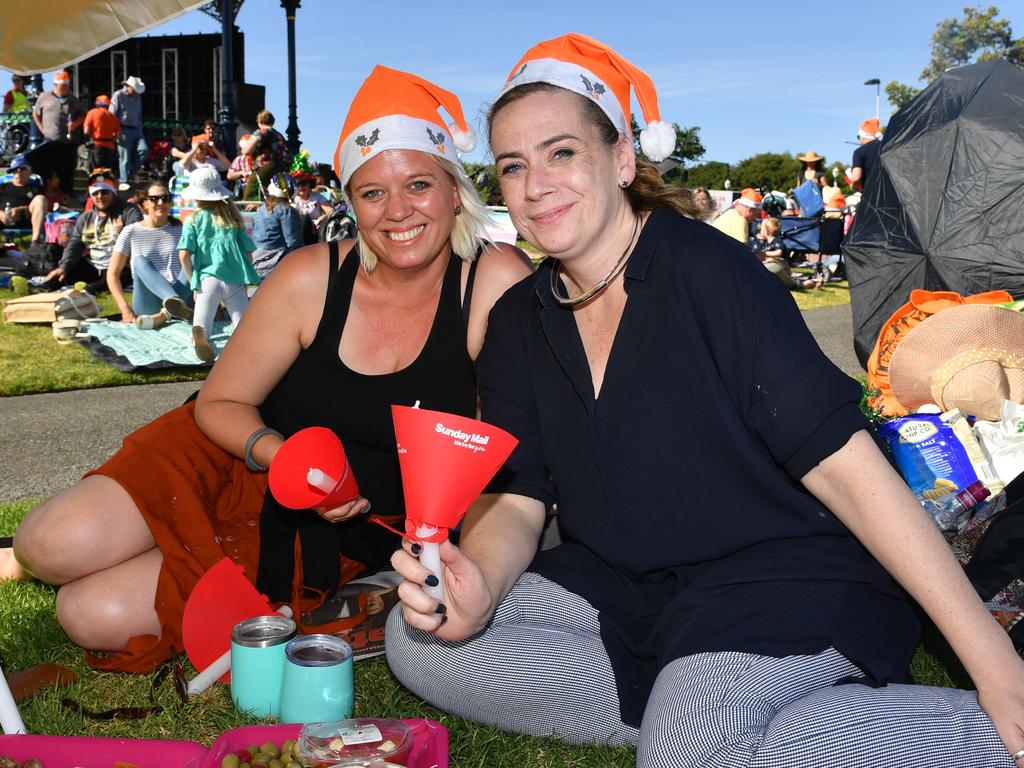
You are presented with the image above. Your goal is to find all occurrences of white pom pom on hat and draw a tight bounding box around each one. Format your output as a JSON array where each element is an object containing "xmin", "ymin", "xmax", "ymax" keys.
[
  {"xmin": 639, "ymin": 120, "xmax": 675, "ymax": 163},
  {"xmin": 501, "ymin": 33, "xmax": 677, "ymax": 162},
  {"xmin": 449, "ymin": 122, "xmax": 476, "ymax": 153}
]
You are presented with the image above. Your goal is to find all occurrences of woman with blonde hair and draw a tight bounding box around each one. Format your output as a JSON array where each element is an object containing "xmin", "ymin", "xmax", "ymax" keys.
[
  {"xmin": 251, "ymin": 172, "xmax": 302, "ymax": 277},
  {"xmin": 9, "ymin": 66, "xmax": 532, "ymax": 681}
]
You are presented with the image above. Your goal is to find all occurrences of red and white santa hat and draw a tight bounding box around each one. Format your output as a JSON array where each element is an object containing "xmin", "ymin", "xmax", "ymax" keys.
[
  {"xmin": 859, "ymin": 117, "xmax": 882, "ymax": 140},
  {"xmin": 499, "ymin": 33, "xmax": 676, "ymax": 162},
  {"xmin": 334, "ymin": 65, "xmax": 476, "ymax": 190}
]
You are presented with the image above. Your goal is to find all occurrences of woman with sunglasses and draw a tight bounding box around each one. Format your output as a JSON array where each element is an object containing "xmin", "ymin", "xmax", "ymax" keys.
[
  {"xmin": 388, "ymin": 35, "xmax": 1024, "ymax": 767},
  {"xmin": 106, "ymin": 182, "xmax": 193, "ymax": 328},
  {"xmin": 9, "ymin": 66, "xmax": 532, "ymax": 680}
]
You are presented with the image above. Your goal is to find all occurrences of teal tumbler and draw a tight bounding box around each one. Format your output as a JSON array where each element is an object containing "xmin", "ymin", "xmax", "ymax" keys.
[
  {"xmin": 230, "ymin": 614, "xmax": 297, "ymax": 718},
  {"xmin": 279, "ymin": 634, "xmax": 354, "ymax": 724}
]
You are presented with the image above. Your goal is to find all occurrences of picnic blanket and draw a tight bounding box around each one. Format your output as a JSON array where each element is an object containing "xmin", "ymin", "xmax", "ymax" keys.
[{"xmin": 78, "ymin": 318, "xmax": 235, "ymax": 371}]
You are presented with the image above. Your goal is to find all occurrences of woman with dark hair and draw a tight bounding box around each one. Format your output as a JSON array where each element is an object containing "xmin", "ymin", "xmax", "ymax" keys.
[{"xmin": 387, "ymin": 34, "xmax": 1024, "ymax": 768}]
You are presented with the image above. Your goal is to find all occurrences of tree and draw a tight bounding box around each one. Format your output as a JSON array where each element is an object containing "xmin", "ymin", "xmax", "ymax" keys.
[
  {"xmin": 886, "ymin": 5, "xmax": 1022, "ymax": 112},
  {"xmin": 728, "ymin": 152, "xmax": 804, "ymax": 193}
]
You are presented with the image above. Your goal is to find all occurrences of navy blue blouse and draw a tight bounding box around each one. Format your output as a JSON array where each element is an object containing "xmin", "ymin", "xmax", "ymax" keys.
[{"xmin": 477, "ymin": 208, "xmax": 920, "ymax": 726}]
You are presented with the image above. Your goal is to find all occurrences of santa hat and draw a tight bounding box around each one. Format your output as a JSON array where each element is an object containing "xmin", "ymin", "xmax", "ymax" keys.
[
  {"xmin": 735, "ymin": 188, "xmax": 763, "ymax": 209},
  {"xmin": 499, "ymin": 33, "xmax": 676, "ymax": 162},
  {"xmin": 859, "ymin": 117, "xmax": 882, "ymax": 140},
  {"xmin": 334, "ymin": 65, "xmax": 476, "ymax": 189}
]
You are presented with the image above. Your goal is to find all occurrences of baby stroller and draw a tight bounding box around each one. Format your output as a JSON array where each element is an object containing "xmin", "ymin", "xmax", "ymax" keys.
[{"xmin": 317, "ymin": 206, "xmax": 356, "ymax": 243}]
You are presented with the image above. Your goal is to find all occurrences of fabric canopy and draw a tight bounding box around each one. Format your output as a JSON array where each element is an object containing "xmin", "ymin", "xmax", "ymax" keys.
[
  {"xmin": 844, "ymin": 59, "xmax": 1024, "ymax": 368},
  {"xmin": 0, "ymin": 0, "xmax": 210, "ymax": 75}
]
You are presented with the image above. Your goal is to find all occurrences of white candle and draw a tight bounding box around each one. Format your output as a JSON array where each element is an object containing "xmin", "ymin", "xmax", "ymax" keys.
[
  {"xmin": 307, "ymin": 467, "xmax": 338, "ymax": 494},
  {"xmin": 0, "ymin": 661, "xmax": 27, "ymax": 734},
  {"xmin": 416, "ymin": 524, "xmax": 444, "ymax": 602}
]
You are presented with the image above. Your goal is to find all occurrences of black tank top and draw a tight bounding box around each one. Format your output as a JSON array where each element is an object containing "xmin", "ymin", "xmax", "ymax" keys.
[{"xmin": 256, "ymin": 241, "xmax": 478, "ymax": 600}]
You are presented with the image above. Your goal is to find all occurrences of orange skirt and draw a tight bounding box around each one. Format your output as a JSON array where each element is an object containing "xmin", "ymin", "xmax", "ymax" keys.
[{"xmin": 85, "ymin": 401, "xmax": 269, "ymax": 674}]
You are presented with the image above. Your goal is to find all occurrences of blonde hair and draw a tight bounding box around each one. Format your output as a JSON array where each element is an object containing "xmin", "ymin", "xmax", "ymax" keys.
[
  {"xmin": 351, "ymin": 154, "xmax": 491, "ymax": 273},
  {"xmin": 764, "ymin": 217, "xmax": 781, "ymax": 237},
  {"xmin": 198, "ymin": 198, "xmax": 245, "ymax": 229}
]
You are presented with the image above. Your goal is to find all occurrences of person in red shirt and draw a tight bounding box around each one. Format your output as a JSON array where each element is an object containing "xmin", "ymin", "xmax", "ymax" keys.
[{"xmin": 83, "ymin": 95, "xmax": 121, "ymax": 179}]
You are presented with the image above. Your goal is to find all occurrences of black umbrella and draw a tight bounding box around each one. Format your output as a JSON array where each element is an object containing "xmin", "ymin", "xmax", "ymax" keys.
[{"xmin": 844, "ymin": 59, "xmax": 1024, "ymax": 367}]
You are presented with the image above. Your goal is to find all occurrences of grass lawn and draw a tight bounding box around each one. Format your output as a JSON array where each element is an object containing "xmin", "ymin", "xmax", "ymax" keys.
[
  {"xmin": 0, "ymin": 288, "xmax": 207, "ymax": 397},
  {"xmin": 0, "ymin": 502, "xmax": 981, "ymax": 765}
]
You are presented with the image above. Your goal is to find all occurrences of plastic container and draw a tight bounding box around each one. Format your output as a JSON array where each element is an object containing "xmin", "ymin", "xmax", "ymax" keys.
[
  {"xmin": 201, "ymin": 720, "xmax": 448, "ymax": 768},
  {"xmin": 298, "ymin": 718, "xmax": 414, "ymax": 766},
  {"xmin": 0, "ymin": 733, "xmax": 207, "ymax": 767}
]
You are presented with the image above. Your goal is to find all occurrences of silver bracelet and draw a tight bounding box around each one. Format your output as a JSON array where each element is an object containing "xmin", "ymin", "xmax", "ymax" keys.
[{"xmin": 244, "ymin": 427, "xmax": 283, "ymax": 472}]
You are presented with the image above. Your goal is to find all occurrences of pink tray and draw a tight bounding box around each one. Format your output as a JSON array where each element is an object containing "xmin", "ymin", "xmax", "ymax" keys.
[
  {"xmin": 201, "ymin": 719, "xmax": 448, "ymax": 768},
  {"xmin": 0, "ymin": 733, "xmax": 207, "ymax": 767}
]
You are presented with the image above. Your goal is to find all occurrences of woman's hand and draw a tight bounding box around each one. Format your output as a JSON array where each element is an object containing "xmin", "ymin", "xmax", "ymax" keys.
[
  {"xmin": 316, "ymin": 496, "xmax": 371, "ymax": 524},
  {"xmin": 977, "ymin": 667, "xmax": 1024, "ymax": 763},
  {"xmin": 119, "ymin": 307, "xmax": 135, "ymax": 323},
  {"xmin": 391, "ymin": 538, "xmax": 495, "ymax": 642}
]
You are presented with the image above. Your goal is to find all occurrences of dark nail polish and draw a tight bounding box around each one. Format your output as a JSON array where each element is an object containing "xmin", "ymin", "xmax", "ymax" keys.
[
  {"xmin": 440, "ymin": 615, "xmax": 448, "ymax": 626},
  {"xmin": 435, "ymin": 602, "xmax": 447, "ymax": 614},
  {"xmin": 425, "ymin": 574, "xmax": 439, "ymax": 587},
  {"xmin": 410, "ymin": 543, "xmax": 422, "ymax": 555}
]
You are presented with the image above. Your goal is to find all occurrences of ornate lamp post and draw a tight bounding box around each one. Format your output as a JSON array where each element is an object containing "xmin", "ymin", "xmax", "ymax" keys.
[
  {"xmin": 280, "ymin": 0, "xmax": 302, "ymax": 156},
  {"xmin": 219, "ymin": 0, "xmax": 238, "ymax": 160}
]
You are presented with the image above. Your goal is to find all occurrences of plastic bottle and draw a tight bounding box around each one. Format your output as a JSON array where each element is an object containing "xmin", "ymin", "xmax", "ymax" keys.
[{"xmin": 928, "ymin": 480, "xmax": 991, "ymax": 534}]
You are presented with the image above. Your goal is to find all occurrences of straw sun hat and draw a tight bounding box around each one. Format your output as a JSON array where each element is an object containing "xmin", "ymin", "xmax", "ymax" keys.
[{"xmin": 888, "ymin": 304, "xmax": 1024, "ymax": 421}]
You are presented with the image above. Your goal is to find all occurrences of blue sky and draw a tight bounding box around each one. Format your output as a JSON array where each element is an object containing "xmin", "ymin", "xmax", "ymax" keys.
[{"xmin": 130, "ymin": 1, "xmax": 1023, "ymax": 177}]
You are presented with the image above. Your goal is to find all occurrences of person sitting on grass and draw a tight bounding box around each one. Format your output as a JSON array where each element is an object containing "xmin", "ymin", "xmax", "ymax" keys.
[
  {"xmin": 251, "ymin": 173, "xmax": 302, "ymax": 278},
  {"xmin": 5, "ymin": 66, "xmax": 532, "ymax": 687},
  {"xmin": 752, "ymin": 216, "xmax": 821, "ymax": 290},
  {"xmin": 106, "ymin": 182, "xmax": 193, "ymax": 328},
  {"xmin": 387, "ymin": 33, "xmax": 1024, "ymax": 768},
  {"xmin": 43, "ymin": 172, "xmax": 142, "ymax": 294},
  {"xmin": 0, "ymin": 156, "xmax": 49, "ymax": 245}
]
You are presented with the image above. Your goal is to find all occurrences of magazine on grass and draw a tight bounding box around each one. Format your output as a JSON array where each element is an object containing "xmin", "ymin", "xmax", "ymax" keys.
[{"xmin": 301, "ymin": 570, "xmax": 404, "ymax": 660}]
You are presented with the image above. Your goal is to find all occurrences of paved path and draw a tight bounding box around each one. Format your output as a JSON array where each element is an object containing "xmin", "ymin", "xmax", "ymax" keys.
[{"xmin": 0, "ymin": 304, "xmax": 862, "ymax": 504}]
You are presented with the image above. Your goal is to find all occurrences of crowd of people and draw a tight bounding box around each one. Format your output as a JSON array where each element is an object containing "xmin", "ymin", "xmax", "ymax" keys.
[{"xmin": 3, "ymin": 34, "xmax": 1023, "ymax": 768}]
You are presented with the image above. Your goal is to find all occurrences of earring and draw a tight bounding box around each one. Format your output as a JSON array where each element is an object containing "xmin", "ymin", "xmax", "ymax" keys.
[
  {"xmin": 454, "ymin": 204, "xmax": 463, "ymax": 216},
  {"xmin": 619, "ymin": 179, "xmax": 629, "ymax": 189}
]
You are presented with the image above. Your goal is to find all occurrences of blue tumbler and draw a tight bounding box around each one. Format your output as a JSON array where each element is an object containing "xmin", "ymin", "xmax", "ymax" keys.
[
  {"xmin": 230, "ymin": 614, "xmax": 297, "ymax": 718},
  {"xmin": 278, "ymin": 634, "xmax": 354, "ymax": 724}
]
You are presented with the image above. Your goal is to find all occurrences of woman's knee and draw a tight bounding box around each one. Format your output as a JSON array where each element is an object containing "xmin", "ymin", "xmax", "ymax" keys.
[{"xmin": 13, "ymin": 496, "xmax": 70, "ymax": 582}]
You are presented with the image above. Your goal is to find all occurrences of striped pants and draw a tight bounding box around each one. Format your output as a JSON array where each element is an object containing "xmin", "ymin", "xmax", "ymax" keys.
[{"xmin": 385, "ymin": 572, "xmax": 1011, "ymax": 767}]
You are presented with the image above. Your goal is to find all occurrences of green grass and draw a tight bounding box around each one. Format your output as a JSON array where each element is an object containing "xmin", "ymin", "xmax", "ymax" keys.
[
  {"xmin": 0, "ymin": 288, "xmax": 207, "ymax": 397},
  {"xmin": 0, "ymin": 502, "xmax": 636, "ymax": 764},
  {"xmin": 0, "ymin": 503, "xmax": 982, "ymax": 764}
]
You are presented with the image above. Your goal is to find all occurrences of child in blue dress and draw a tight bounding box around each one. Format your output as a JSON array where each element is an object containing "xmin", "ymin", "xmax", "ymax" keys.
[{"xmin": 177, "ymin": 166, "xmax": 260, "ymax": 362}]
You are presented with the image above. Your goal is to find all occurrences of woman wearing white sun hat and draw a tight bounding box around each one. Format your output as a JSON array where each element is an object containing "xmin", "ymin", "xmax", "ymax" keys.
[{"xmin": 388, "ymin": 33, "xmax": 1024, "ymax": 768}]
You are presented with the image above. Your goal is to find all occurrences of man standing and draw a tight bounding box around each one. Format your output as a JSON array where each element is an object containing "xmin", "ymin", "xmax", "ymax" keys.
[
  {"xmin": 848, "ymin": 118, "xmax": 882, "ymax": 192},
  {"xmin": 238, "ymin": 110, "xmax": 289, "ymax": 199},
  {"xmin": 30, "ymin": 71, "xmax": 84, "ymax": 198},
  {"xmin": 0, "ymin": 156, "xmax": 48, "ymax": 245},
  {"xmin": 109, "ymin": 75, "xmax": 147, "ymax": 182},
  {"xmin": 712, "ymin": 188, "xmax": 763, "ymax": 243},
  {"xmin": 44, "ymin": 172, "xmax": 141, "ymax": 292},
  {"xmin": 83, "ymin": 94, "xmax": 120, "ymax": 174},
  {"xmin": 3, "ymin": 74, "xmax": 30, "ymax": 113}
]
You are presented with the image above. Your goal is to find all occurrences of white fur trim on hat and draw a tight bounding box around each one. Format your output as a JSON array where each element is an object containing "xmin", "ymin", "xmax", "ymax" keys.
[
  {"xmin": 639, "ymin": 120, "xmax": 675, "ymax": 162},
  {"xmin": 338, "ymin": 114, "xmax": 458, "ymax": 189},
  {"xmin": 449, "ymin": 122, "xmax": 476, "ymax": 153},
  {"xmin": 502, "ymin": 57, "xmax": 631, "ymax": 138}
]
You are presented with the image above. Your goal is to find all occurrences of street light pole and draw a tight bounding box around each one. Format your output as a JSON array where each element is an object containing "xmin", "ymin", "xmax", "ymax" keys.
[
  {"xmin": 219, "ymin": 0, "xmax": 238, "ymax": 161},
  {"xmin": 281, "ymin": 0, "xmax": 302, "ymax": 156},
  {"xmin": 864, "ymin": 78, "xmax": 881, "ymax": 120}
]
